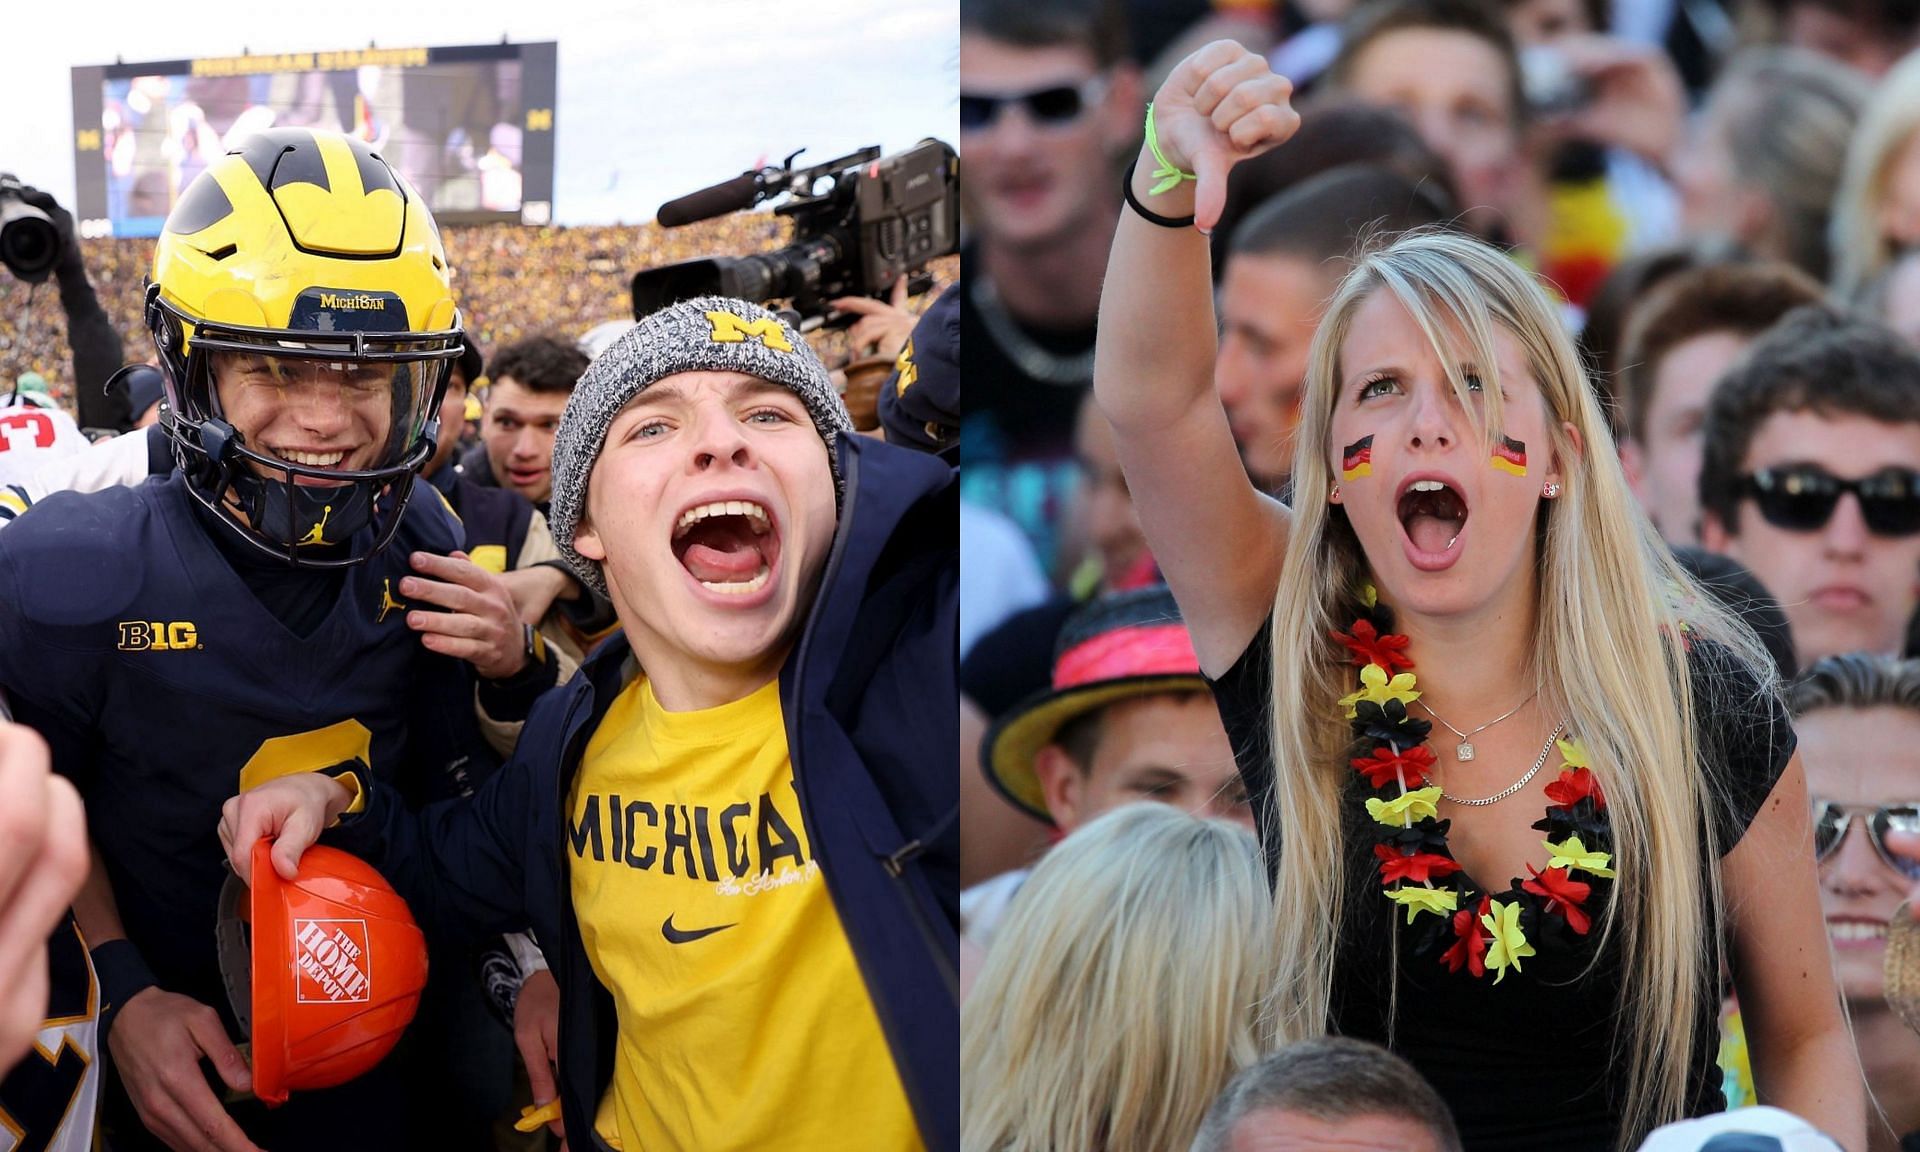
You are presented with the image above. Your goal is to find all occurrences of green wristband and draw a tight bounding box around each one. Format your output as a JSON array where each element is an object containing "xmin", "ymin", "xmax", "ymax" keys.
[{"xmin": 1144, "ymin": 103, "xmax": 1198, "ymax": 197}]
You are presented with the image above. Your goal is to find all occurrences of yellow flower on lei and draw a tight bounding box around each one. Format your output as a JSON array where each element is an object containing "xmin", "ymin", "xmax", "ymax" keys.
[
  {"xmin": 1338, "ymin": 662, "xmax": 1421, "ymax": 718},
  {"xmin": 1480, "ymin": 898, "xmax": 1536, "ymax": 984},
  {"xmin": 1543, "ymin": 834, "xmax": 1616, "ymax": 878},
  {"xmin": 1387, "ymin": 884, "xmax": 1458, "ymax": 924},
  {"xmin": 1365, "ymin": 786, "xmax": 1442, "ymax": 827},
  {"xmin": 1556, "ymin": 736, "xmax": 1590, "ymax": 768}
]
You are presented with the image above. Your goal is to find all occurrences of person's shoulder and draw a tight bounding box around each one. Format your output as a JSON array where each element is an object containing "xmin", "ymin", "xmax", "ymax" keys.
[
  {"xmin": 0, "ymin": 482, "xmax": 167, "ymax": 627},
  {"xmin": 448, "ymin": 475, "xmax": 535, "ymax": 553},
  {"xmin": 392, "ymin": 477, "xmax": 465, "ymax": 555},
  {"xmin": 847, "ymin": 433, "xmax": 954, "ymax": 497},
  {"xmin": 3, "ymin": 480, "xmax": 161, "ymax": 558},
  {"xmin": 1681, "ymin": 632, "xmax": 1777, "ymax": 709},
  {"xmin": 1680, "ymin": 631, "xmax": 1796, "ymax": 847}
]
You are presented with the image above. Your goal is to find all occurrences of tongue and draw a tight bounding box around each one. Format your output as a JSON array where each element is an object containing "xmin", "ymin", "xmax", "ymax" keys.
[
  {"xmin": 1407, "ymin": 514, "xmax": 1458, "ymax": 554},
  {"xmin": 684, "ymin": 542, "xmax": 762, "ymax": 582},
  {"xmin": 679, "ymin": 518, "xmax": 767, "ymax": 583}
]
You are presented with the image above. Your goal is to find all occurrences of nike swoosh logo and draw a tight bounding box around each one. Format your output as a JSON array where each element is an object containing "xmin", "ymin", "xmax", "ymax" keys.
[{"xmin": 661, "ymin": 914, "xmax": 736, "ymax": 945}]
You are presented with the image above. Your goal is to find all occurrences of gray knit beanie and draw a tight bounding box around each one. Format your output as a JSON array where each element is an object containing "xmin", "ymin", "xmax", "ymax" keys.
[{"xmin": 549, "ymin": 296, "xmax": 854, "ymax": 599}]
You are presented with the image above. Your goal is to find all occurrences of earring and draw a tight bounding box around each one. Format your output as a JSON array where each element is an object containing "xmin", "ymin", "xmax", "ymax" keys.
[
  {"xmin": 1543, "ymin": 482, "xmax": 1562, "ymax": 499},
  {"xmin": 1330, "ymin": 484, "xmax": 1342, "ymax": 501}
]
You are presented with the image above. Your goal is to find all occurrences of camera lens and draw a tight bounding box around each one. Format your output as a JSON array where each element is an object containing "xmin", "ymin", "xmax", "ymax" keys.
[{"xmin": 0, "ymin": 202, "xmax": 59, "ymax": 283}]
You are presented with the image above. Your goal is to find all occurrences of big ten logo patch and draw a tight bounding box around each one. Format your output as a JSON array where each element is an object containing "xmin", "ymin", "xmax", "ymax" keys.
[
  {"xmin": 294, "ymin": 919, "xmax": 372, "ymax": 1003},
  {"xmin": 117, "ymin": 620, "xmax": 201, "ymax": 650}
]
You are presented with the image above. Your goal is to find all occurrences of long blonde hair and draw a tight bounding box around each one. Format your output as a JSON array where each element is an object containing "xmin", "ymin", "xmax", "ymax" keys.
[
  {"xmin": 1265, "ymin": 229, "xmax": 1777, "ymax": 1148},
  {"xmin": 959, "ymin": 804, "xmax": 1275, "ymax": 1152},
  {"xmin": 1832, "ymin": 48, "xmax": 1920, "ymax": 299}
]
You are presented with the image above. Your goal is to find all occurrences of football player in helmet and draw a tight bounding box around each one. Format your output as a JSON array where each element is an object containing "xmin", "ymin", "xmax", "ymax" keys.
[
  {"xmin": 0, "ymin": 128, "xmax": 557, "ymax": 1152},
  {"xmin": 146, "ymin": 127, "xmax": 462, "ymax": 564}
]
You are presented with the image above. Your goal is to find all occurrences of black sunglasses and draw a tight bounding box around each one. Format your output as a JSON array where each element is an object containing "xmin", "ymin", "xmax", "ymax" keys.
[
  {"xmin": 1740, "ymin": 465, "xmax": 1920, "ymax": 536},
  {"xmin": 959, "ymin": 77, "xmax": 1108, "ymax": 132},
  {"xmin": 1812, "ymin": 799, "xmax": 1920, "ymax": 879}
]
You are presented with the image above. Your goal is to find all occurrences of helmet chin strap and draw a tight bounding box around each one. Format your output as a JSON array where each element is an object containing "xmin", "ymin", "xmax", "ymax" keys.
[
  {"xmin": 231, "ymin": 469, "xmax": 376, "ymax": 551},
  {"xmin": 196, "ymin": 416, "xmax": 380, "ymax": 553}
]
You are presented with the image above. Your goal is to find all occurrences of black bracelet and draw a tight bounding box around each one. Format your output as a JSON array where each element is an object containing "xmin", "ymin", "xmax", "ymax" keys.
[{"xmin": 1122, "ymin": 158, "xmax": 1197, "ymax": 230}]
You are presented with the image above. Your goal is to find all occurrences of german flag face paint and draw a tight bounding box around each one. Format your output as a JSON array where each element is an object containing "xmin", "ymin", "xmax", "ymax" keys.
[
  {"xmin": 1491, "ymin": 435, "xmax": 1527, "ymax": 477},
  {"xmin": 1341, "ymin": 435, "xmax": 1374, "ymax": 482}
]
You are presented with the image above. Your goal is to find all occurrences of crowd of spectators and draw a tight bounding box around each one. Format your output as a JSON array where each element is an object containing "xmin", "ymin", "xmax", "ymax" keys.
[{"xmin": 0, "ymin": 214, "xmax": 955, "ymax": 410}]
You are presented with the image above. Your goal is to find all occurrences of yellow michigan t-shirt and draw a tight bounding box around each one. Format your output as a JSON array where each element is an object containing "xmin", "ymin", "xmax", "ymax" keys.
[{"xmin": 566, "ymin": 675, "xmax": 921, "ymax": 1151}]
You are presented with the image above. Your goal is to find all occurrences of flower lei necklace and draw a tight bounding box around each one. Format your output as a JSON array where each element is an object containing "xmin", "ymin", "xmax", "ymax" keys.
[{"xmin": 1335, "ymin": 587, "xmax": 1616, "ymax": 982}]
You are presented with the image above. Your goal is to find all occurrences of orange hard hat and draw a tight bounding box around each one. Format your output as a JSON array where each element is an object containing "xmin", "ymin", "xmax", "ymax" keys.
[{"xmin": 216, "ymin": 839, "xmax": 428, "ymax": 1106}]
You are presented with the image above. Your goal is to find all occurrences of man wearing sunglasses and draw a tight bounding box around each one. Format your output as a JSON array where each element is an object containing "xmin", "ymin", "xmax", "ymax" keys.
[
  {"xmin": 960, "ymin": 0, "xmax": 1142, "ymax": 571},
  {"xmin": 1788, "ymin": 653, "xmax": 1920, "ymax": 1148},
  {"xmin": 1699, "ymin": 304, "xmax": 1920, "ymax": 667}
]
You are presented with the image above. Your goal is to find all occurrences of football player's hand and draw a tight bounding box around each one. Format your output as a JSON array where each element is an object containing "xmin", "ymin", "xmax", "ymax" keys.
[
  {"xmin": 107, "ymin": 986, "xmax": 262, "ymax": 1152},
  {"xmin": 831, "ymin": 276, "xmax": 916, "ymax": 359},
  {"xmin": 0, "ymin": 722, "xmax": 87, "ymax": 1075},
  {"xmin": 513, "ymin": 968, "xmax": 565, "ymax": 1140},
  {"xmin": 1141, "ymin": 41, "xmax": 1300, "ymax": 233},
  {"xmin": 403, "ymin": 550, "xmax": 530, "ymax": 681},
  {"xmin": 218, "ymin": 774, "xmax": 356, "ymax": 886}
]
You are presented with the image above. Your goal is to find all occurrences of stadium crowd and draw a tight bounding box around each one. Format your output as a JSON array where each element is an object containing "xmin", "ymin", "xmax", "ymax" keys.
[
  {"xmin": 0, "ymin": 214, "xmax": 955, "ymax": 413},
  {"xmin": 962, "ymin": 0, "xmax": 1920, "ymax": 1148}
]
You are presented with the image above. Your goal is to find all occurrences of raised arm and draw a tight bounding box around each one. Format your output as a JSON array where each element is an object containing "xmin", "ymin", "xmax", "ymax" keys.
[{"xmin": 1095, "ymin": 42, "xmax": 1301, "ymax": 675}]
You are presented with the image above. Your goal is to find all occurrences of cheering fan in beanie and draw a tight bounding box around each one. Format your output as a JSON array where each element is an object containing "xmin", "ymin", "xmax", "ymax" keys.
[{"xmin": 219, "ymin": 296, "xmax": 959, "ymax": 1152}]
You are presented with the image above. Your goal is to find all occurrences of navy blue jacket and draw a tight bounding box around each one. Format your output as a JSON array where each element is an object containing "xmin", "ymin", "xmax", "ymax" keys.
[{"xmin": 332, "ymin": 433, "xmax": 959, "ymax": 1151}]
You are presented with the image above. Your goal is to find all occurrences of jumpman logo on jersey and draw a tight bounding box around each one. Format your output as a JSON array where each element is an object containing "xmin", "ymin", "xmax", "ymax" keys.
[
  {"xmin": 299, "ymin": 505, "xmax": 334, "ymax": 546},
  {"xmin": 377, "ymin": 578, "xmax": 409, "ymax": 624}
]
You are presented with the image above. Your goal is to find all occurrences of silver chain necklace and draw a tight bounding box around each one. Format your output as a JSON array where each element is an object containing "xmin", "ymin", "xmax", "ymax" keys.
[
  {"xmin": 969, "ymin": 275, "xmax": 1097, "ymax": 387},
  {"xmin": 1439, "ymin": 721, "xmax": 1566, "ymax": 807},
  {"xmin": 1419, "ymin": 690, "xmax": 1538, "ymax": 761}
]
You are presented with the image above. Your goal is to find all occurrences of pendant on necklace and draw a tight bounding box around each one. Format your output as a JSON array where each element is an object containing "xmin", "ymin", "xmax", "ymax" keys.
[{"xmin": 1456, "ymin": 742, "xmax": 1476, "ymax": 761}]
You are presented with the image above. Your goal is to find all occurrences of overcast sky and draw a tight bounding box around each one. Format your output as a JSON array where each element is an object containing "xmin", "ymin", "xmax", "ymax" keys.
[{"xmin": 4, "ymin": 0, "xmax": 956, "ymax": 226}]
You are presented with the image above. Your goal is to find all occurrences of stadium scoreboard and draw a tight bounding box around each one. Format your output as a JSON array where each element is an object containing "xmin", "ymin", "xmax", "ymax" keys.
[{"xmin": 71, "ymin": 41, "xmax": 558, "ymax": 238}]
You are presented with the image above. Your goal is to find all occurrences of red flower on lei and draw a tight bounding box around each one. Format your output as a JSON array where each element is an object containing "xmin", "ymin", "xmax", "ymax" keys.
[
  {"xmin": 1331, "ymin": 619, "xmax": 1414, "ymax": 673},
  {"xmin": 1441, "ymin": 894, "xmax": 1493, "ymax": 976},
  {"xmin": 1351, "ymin": 743, "xmax": 1437, "ymax": 790},
  {"xmin": 1522, "ymin": 864, "xmax": 1593, "ymax": 935},
  {"xmin": 1543, "ymin": 766, "xmax": 1606, "ymax": 812},
  {"xmin": 1373, "ymin": 843, "xmax": 1463, "ymax": 884}
]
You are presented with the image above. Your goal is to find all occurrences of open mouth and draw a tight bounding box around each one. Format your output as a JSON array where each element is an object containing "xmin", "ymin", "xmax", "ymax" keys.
[
  {"xmin": 1397, "ymin": 478, "xmax": 1469, "ymax": 556},
  {"xmin": 671, "ymin": 500, "xmax": 780, "ymax": 597}
]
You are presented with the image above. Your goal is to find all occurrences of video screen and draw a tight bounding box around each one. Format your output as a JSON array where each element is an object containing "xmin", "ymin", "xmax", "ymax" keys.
[{"xmin": 72, "ymin": 43, "xmax": 557, "ymax": 238}]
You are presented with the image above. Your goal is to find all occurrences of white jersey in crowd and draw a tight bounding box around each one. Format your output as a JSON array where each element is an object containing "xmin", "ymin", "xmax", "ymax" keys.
[
  {"xmin": 0, "ymin": 398, "xmax": 89, "ymax": 489},
  {"xmin": 0, "ymin": 421, "xmax": 153, "ymax": 528},
  {"xmin": 0, "ymin": 920, "xmax": 101, "ymax": 1152}
]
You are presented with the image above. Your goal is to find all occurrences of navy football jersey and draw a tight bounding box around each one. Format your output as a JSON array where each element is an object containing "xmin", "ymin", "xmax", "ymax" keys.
[{"xmin": 0, "ymin": 473, "xmax": 491, "ymax": 1021}]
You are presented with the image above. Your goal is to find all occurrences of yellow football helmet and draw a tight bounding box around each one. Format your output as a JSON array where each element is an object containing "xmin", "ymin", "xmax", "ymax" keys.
[{"xmin": 145, "ymin": 127, "xmax": 463, "ymax": 566}]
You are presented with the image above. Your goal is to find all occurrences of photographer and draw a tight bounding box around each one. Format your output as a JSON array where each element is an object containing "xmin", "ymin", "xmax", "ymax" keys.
[{"xmin": 2, "ymin": 179, "xmax": 131, "ymax": 432}]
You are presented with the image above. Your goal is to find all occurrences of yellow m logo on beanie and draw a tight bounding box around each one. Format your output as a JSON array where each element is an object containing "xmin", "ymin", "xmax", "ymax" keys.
[{"xmin": 705, "ymin": 310, "xmax": 794, "ymax": 352}]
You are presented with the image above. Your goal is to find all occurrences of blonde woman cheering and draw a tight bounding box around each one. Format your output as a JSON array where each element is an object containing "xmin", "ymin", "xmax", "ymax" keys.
[{"xmin": 1095, "ymin": 40, "xmax": 1864, "ymax": 1152}]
